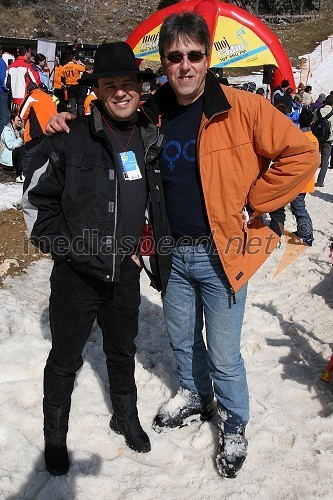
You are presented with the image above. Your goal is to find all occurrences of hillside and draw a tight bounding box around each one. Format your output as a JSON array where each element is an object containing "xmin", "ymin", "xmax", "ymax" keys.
[{"xmin": 0, "ymin": 0, "xmax": 332, "ymax": 67}]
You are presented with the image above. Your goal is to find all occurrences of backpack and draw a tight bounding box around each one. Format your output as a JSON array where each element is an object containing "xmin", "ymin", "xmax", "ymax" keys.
[{"xmin": 311, "ymin": 108, "xmax": 333, "ymax": 143}]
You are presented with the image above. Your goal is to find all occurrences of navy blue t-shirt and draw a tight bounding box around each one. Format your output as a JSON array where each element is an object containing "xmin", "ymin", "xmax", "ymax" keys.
[{"xmin": 160, "ymin": 94, "xmax": 210, "ymax": 239}]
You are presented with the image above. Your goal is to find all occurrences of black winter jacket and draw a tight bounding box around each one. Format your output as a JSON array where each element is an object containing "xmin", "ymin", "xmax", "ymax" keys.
[{"xmin": 22, "ymin": 101, "xmax": 172, "ymax": 293}]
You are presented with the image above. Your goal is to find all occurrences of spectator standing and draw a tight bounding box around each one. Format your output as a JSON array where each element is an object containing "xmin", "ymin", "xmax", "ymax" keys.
[
  {"xmin": 302, "ymin": 85, "xmax": 314, "ymax": 108},
  {"xmin": 1, "ymin": 48, "xmax": 15, "ymax": 67},
  {"xmin": 271, "ymin": 78, "xmax": 289, "ymax": 104},
  {"xmin": 19, "ymin": 82, "xmax": 56, "ymax": 179},
  {"xmin": 277, "ymin": 86, "xmax": 293, "ymax": 114},
  {"xmin": 315, "ymin": 94, "xmax": 333, "ymax": 187},
  {"xmin": 33, "ymin": 53, "xmax": 50, "ymax": 90},
  {"xmin": 310, "ymin": 93, "xmax": 326, "ymax": 112},
  {"xmin": 52, "ymin": 56, "xmax": 66, "ymax": 111},
  {"xmin": 289, "ymin": 94, "xmax": 303, "ymax": 127},
  {"xmin": 83, "ymin": 90, "xmax": 96, "ymax": 115},
  {"xmin": 297, "ymin": 82, "xmax": 305, "ymax": 101},
  {"xmin": 0, "ymin": 48, "xmax": 10, "ymax": 135},
  {"xmin": 291, "ymin": 108, "xmax": 318, "ymax": 246},
  {"xmin": 62, "ymin": 55, "xmax": 86, "ymax": 116},
  {"xmin": 6, "ymin": 46, "xmax": 40, "ymax": 109}
]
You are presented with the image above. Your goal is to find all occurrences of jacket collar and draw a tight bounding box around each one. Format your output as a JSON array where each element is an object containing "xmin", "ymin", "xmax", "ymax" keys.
[{"xmin": 141, "ymin": 69, "xmax": 231, "ymax": 124}]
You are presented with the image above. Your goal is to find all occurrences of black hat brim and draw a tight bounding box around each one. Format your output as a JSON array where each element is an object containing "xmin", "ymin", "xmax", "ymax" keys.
[{"xmin": 78, "ymin": 69, "xmax": 156, "ymax": 85}]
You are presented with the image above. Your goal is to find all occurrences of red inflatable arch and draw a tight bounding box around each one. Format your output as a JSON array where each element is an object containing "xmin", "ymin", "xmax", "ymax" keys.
[{"xmin": 126, "ymin": 0, "xmax": 295, "ymax": 92}]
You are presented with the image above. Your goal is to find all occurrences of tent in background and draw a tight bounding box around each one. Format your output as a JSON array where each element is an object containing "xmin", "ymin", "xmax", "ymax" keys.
[{"xmin": 126, "ymin": 0, "xmax": 295, "ymax": 91}]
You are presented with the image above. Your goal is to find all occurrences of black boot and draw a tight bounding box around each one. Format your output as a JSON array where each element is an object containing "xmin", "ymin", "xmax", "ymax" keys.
[
  {"xmin": 153, "ymin": 388, "xmax": 215, "ymax": 432},
  {"xmin": 109, "ymin": 390, "xmax": 151, "ymax": 453},
  {"xmin": 43, "ymin": 399, "xmax": 70, "ymax": 476},
  {"xmin": 216, "ymin": 411, "xmax": 248, "ymax": 479}
]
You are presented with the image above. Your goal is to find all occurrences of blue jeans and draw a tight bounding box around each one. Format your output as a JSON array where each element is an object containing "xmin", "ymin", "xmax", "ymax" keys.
[
  {"xmin": 162, "ymin": 242, "xmax": 249, "ymax": 433},
  {"xmin": 290, "ymin": 193, "xmax": 313, "ymax": 240}
]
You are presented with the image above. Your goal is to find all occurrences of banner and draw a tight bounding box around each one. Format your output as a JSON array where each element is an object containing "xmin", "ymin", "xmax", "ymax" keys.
[
  {"xmin": 210, "ymin": 17, "xmax": 278, "ymax": 68},
  {"xmin": 37, "ymin": 39, "xmax": 56, "ymax": 87},
  {"xmin": 133, "ymin": 26, "xmax": 161, "ymax": 61}
]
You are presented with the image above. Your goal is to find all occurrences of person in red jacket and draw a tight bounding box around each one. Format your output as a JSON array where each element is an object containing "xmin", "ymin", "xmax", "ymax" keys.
[{"xmin": 6, "ymin": 46, "xmax": 40, "ymax": 109}]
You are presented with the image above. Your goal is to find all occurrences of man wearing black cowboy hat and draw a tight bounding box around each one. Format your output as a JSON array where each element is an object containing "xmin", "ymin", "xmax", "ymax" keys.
[{"xmin": 22, "ymin": 42, "xmax": 170, "ymax": 476}]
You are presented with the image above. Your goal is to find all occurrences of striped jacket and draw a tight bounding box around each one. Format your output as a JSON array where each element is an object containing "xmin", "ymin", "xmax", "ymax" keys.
[
  {"xmin": 6, "ymin": 57, "xmax": 40, "ymax": 105},
  {"xmin": 19, "ymin": 87, "xmax": 57, "ymax": 143}
]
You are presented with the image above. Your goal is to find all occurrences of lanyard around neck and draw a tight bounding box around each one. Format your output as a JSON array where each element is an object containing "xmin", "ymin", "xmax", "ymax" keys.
[{"xmin": 102, "ymin": 116, "xmax": 137, "ymax": 152}]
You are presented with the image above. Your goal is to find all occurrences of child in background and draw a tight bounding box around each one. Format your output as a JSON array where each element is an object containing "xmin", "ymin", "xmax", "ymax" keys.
[
  {"xmin": 269, "ymin": 108, "xmax": 318, "ymax": 245},
  {"xmin": 291, "ymin": 107, "xmax": 319, "ymax": 246}
]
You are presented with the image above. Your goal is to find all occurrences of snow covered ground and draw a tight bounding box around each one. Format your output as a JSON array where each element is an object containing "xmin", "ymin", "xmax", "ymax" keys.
[{"xmin": 0, "ymin": 39, "xmax": 333, "ymax": 500}]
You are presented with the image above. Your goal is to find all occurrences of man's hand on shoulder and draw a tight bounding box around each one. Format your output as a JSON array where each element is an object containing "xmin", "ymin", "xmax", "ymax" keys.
[{"xmin": 45, "ymin": 112, "xmax": 76, "ymax": 136}]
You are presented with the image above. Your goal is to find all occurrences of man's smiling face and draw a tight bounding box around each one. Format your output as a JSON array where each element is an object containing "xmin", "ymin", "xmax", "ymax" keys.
[
  {"xmin": 161, "ymin": 37, "xmax": 208, "ymax": 106},
  {"xmin": 94, "ymin": 75, "xmax": 142, "ymax": 121}
]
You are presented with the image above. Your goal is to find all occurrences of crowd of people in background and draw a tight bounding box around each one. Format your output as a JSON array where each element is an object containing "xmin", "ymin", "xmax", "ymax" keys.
[
  {"xmin": 0, "ymin": 42, "xmax": 332, "ymax": 191},
  {"xmin": 0, "ymin": 44, "xmax": 170, "ymax": 182},
  {"xmin": 270, "ymin": 79, "xmax": 333, "ymax": 187}
]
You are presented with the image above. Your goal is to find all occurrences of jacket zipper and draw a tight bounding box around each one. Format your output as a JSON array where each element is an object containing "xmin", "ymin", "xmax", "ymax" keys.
[
  {"xmin": 111, "ymin": 166, "xmax": 118, "ymax": 281},
  {"xmin": 144, "ymin": 127, "xmax": 163, "ymax": 204},
  {"xmin": 197, "ymin": 111, "xmax": 238, "ymax": 302},
  {"xmin": 103, "ymin": 139, "xmax": 118, "ymax": 282}
]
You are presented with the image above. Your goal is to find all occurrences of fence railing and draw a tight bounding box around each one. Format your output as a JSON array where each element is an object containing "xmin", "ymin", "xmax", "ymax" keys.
[
  {"xmin": 298, "ymin": 35, "xmax": 333, "ymax": 95},
  {"xmin": 261, "ymin": 14, "xmax": 318, "ymax": 25}
]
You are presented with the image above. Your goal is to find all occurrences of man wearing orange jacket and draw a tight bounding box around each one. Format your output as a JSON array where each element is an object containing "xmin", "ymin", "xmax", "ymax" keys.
[
  {"xmin": 62, "ymin": 55, "xmax": 86, "ymax": 116},
  {"xmin": 19, "ymin": 82, "xmax": 56, "ymax": 179}
]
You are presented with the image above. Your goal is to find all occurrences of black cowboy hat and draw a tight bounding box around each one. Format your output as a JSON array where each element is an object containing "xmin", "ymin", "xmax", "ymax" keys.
[{"xmin": 78, "ymin": 42, "xmax": 156, "ymax": 83}]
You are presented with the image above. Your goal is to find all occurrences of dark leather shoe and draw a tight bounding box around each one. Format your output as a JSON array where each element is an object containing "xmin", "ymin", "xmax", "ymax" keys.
[
  {"xmin": 110, "ymin": 414, "xmax": 151, "ymax": 453},
  {"xmin": 45, "ymin": 442, "xmax": 69, "ymax": 476}
]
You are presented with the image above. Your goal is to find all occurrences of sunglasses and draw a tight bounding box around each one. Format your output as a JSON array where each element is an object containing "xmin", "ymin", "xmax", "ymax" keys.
[{"xmin": 164, "ymin": 51, "xmax": 207, "ymax": 64}]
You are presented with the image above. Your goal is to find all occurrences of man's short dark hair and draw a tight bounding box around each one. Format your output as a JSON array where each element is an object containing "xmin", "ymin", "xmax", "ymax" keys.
[
  {"xmin": 281, "ymin": 79, "xmax": 290, "ymax": 88},
  {"xmin": 299, "ymin": 108, "xmax": 313, "ymax": 128},
  {"xmin": 274, "ymin": 102, "xmax": 289, "ymax": 115},
  {"xmin": 159, "ymin": 11, "xmax": 211, "ymax": 57},
  {"xmin": 17, "ymin": 46, "xmax": 29, "ymax": 57}
]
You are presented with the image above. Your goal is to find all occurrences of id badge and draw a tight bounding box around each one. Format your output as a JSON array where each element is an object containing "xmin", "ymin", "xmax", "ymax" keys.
[{"xmin": 118, "ymin": 151, "xmax": 142, "ymax": 181}]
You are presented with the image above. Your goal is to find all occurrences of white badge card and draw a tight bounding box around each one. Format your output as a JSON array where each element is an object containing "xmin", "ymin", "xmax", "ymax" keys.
[{"xmin": 118, "ymin": 151, "xmax": 142, "ymax": 181}]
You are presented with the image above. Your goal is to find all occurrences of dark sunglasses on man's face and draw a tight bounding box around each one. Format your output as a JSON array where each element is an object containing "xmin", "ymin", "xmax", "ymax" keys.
[{"xmin": 164, "ymin": 50, "xmax": 207, "ymax": 64}]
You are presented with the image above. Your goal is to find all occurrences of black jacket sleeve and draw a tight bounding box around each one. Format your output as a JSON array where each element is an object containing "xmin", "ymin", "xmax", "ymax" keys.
[{"xmin": 22, "ymin": 135, "xmax": 67, "ymax": 254}]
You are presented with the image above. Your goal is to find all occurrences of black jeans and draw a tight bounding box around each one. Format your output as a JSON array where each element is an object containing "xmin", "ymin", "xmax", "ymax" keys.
[
  {"xmin": 12, "ymin": 144, "xmax": 25, "ymax": 177},
  {"xmin": 317, "ymin": 141, "xmax": 332, "ymax": 186},
  {"xmin": 66, "ymin": 84, "xmax": 86, "ymax": 117},
  {"xmin": 44, "ymin": 257, "xmax": 142, "ymax": 408}
]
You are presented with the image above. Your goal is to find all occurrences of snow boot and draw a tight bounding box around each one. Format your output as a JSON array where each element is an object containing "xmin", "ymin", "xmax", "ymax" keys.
[
  {"xmin": 43, "ymin": 399, "xmax": 70, "ymax": 476},
  {"xmin": 109, "ymin": 390, "xmax": 151, "ymax": 453},
  {"xmin": 153, "ymin": 387, "xmax": 214, "ymax": 432},
  {"xmin": 216, "ymin": 419, "xmax": 248, "ymax": 478}
]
